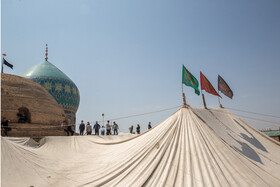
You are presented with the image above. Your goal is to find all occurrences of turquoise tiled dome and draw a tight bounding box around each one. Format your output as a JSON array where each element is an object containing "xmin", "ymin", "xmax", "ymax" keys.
[{"xmin": 22, "ymin": 61, "xmax": 80, "ymax": 113}]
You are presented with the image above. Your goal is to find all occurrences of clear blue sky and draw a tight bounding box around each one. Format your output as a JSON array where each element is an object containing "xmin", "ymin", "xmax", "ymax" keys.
[{"xmin": 2, "ymin": 0, "xmax": 280, "ymax": 132}]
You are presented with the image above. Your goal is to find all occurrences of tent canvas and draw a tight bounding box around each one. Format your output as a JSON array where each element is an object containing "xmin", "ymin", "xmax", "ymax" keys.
[{"xmin": 2, "ymin": 106, "xmax": 280, "ymax": 186}]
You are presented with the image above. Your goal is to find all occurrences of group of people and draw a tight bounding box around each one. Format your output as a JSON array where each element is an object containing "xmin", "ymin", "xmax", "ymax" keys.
[
  {"xmin": 1, "ymin": 116, "xmax": 153, "ymax": 137},
  {"xmin": 80, "ymin": 121, "xmax": 152, "ymax": 135},
  {"xmin": 129, "ymin": 122, "xmax": 152, "ymax": 134},
  {"xmin": 79, "ymin": 120, "xmax": 119, "ymax": 136}
]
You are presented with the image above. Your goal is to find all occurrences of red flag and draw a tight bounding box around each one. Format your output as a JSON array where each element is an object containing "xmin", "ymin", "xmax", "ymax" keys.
[{"xmin": 200, "ymin": 72, "xmax": 221, "ymax": 97}]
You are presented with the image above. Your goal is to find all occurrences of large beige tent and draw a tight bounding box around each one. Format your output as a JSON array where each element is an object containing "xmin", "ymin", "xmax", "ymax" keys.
[{"xmin": 2, "ymin": 106, "xmax": 280, "ymax": 186}]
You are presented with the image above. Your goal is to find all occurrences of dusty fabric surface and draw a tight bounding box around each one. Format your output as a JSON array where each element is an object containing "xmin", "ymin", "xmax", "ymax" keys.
[{"xmin": 2, "ymin": 106, "xmax": 280, "ymax": 187}]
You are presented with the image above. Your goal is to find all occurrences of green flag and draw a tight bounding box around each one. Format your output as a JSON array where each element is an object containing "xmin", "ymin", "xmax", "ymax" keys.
[{"xmin": 182, "ymin": 65, "xmax": 200, "ymax": 95}]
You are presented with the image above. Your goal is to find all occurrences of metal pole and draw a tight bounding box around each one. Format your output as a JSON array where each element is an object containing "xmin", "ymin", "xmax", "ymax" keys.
[
  {"xmin": 102, "ymin": 113, "xmax": 104, "ymax": 127},
  {"xmin": 202, "ymin": 91, "xmax": 207, "ymax": 109},
  {"xmin": 1, "ymin": 59, "xmax": 3, "ymax": 73},
  {"xmin": 218, "ymin": 91, "xmax": 221, "ymax": 105},
  {"xmin": 1, "ymin": 54, "xmax": 6, "ymax": 73},
  {"xmin": 182, "ymin": 84, "xmax": 187, "ymax": 105},
  {"xmin": 218, "ymin": 91, "xmax": 223, "ymax": 108}
]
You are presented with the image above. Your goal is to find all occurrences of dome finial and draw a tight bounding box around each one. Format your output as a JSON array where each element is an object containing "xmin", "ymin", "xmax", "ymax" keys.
[{"xmin": 45, "ymin": 44, "xmax": 48, "ymax": 61}]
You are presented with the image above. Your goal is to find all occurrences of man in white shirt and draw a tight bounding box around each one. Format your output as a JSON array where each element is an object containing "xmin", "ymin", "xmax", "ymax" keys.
[
  {"xmin": 113, "ymin": 121, "xmax": 119, "ymax": 135},
  {"xmin": 106, "ymin": 120, "xmax": 111, "ymax": 135}
]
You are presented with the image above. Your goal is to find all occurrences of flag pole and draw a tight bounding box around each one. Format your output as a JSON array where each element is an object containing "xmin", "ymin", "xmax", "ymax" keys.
[
  {"xmin": 182, "ymin": 83, "xmax": 186, "ymax": 105},
  {"xmin": 218, "ymin": 91, "xmax": 223, "ymax": 108},
  {"xmin": 2, "ymin": 53, "xmax": 7, "ymax": 73},
  {"xmin": 201, "ymin": 90, "xmax": 207, "ymax": 109},
  {"xmin": 1, "ymin": 58, "xmax": 3, "ymax": 73},
  {"xmin": 182, "ymin": 64, "xmax": 187, "ymax": 106},
  {"xmin": 218, "ymin": 90, "xmax": 221, "ymax": 105}
]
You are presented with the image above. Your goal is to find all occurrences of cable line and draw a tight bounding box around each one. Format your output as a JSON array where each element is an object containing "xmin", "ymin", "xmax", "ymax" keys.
[
  {"xmin": 93, "ymin": 105, "xmax": 182, "ymax": 123},
  {"xmin": 235, "ymin": 114, "xmax": 280, "ymax": 127},
  {"xmin": 226, "ymin": 106, "xmax": 280, "ymax": 119},
  {"xmin": 198, "ymin": 107, "xmax": 280, "ymax": 127}
]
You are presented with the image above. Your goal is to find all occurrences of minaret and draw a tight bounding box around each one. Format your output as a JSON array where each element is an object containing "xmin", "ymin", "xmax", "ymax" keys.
[{"xmin": 45, "ymin": 44, "xmax": 48, "ymax": 61}]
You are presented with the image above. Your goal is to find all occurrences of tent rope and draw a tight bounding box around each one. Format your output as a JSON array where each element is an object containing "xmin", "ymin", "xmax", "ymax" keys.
[
  {"xmin": 233, "ymin": 114, "xmax": 280, "ymax": 128},
  {"xmin": 91, "ymin": 105, "xmax": 182, "ymax": 124},
  {"xmin": 225, "ymin": 106, "xmax": 280, "ymax": 119}
]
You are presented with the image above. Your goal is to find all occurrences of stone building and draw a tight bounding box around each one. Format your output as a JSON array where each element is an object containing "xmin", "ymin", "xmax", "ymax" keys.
[{"xmin": 1, "ymin": 73, "xmax": 66, "ymax": 136}]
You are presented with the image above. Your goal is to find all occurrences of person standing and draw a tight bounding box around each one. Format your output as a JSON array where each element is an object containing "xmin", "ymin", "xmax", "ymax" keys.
[
  {"xmin": 79, "ymin": 120, "xmax": 85, "ymax": 135},
  {"xmin": 129, "ymin": 125, "xmax": 134, "ymax": 134},
  {"xmin": 67, "ymin": 121, "xmax": 74, "ymax": 136},
  {"xmin": 86, "ymin": 122, "xmax": 92, "ymax": 135},
  {"xmin": 93, "ymin": 121, "xmax": 101, "ymax": 135},
  {"xmin": 61, "ymin": 120, "xmax": 69, "ymax": 136},
  {"xmin": 101, "ymin": 125, "xmax": 105, "ymax": 135},
  {"xmin": 148, "ymin": 122, "xmax": 152, "ymax": 129},
  {"xmin": 113, "ymin": 122, "xmax": 119, "ymax": 135},
  {"xmin": 136, "ymin": 124, "xmax": 140, "ymax": 134},
  {"xmin": 106, "ymin": 120, "xmax": 111, "ymax": 135},
  {"xmin": 62, "ymin": 120, "xmax": 74, "ymax": 136},
  {"xmin": 18, "ymin": 113, "xmax": 27, "ymax": 123},
  {"xmin": 1, "ymin": 117, "xmax": 11, "ymax": 136}
]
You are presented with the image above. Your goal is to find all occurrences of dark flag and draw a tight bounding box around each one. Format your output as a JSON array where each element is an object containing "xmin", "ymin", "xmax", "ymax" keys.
[
  {"xmin": 218, "ymin": 75, "xmax": 233, "ymax": 99},
  {"xmin": 200, "ymin": 72, "xmax": 221, "ymax": 97},
  {"xmin": 3, "ymin": 58, "xmax": 13, "ymax": 69}
]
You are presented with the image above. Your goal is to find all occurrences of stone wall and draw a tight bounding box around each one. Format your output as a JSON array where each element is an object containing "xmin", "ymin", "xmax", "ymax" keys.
[{"xmin": 1, "ymin": 73, "xmax": 66, "ymax": 136}]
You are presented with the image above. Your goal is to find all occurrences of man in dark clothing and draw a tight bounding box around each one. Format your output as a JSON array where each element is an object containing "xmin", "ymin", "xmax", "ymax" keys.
[
  {"xmin": 1, "ymin": 117, "xmax": 11, "ymax": 136},
  {"xmin": 148, "ymin": 122, "xmax": 152, "ymax": 129},
  {"xmin": 93, "ymin": 121, "xmax": 100, "ymax": 135},
  {"xmin": 66, "ymin": 118, "xmax": 74, "ymax": 136},
  {"xmin": 67, "ymin": 125, "xmax": 75, "ymax": 136},
  {"xmin": 62, "ymin": 120, "xmax": 74, "ymax": 136},
  {"xmin": 18, "ymin": 113, "xmax": 28, "ymax": 123},
  {"xmin": 79, "ymin": 120, "xmax": 85, "ymax": 135},
  {"xmin": 136, "ymin": 124, "xmax": 140, "ymax": 134},
  {"xmin": 62, "ymin": 120, "xmax": 69, "ymax": 135}
]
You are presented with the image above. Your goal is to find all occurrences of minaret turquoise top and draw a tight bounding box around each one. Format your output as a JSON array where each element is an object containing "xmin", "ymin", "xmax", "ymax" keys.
[
  {"xmin": 23, "ymin": 60, "xmax": 73, "ymax": 80},
  {"xmin": 22, "ymin": 60, "xmax": 80, "ymax": 113}
]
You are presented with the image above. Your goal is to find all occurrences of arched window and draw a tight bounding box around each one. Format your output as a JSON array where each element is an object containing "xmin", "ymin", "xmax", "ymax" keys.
[{"xmin": 17, "ymin": 107, "xmax": 31, "ymax": 123}]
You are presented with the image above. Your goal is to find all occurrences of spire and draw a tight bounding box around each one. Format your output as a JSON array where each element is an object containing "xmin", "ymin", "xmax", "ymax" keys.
[{"xmin": 45, "ymin": 44, "xmax": 48, "ymax": 61}]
